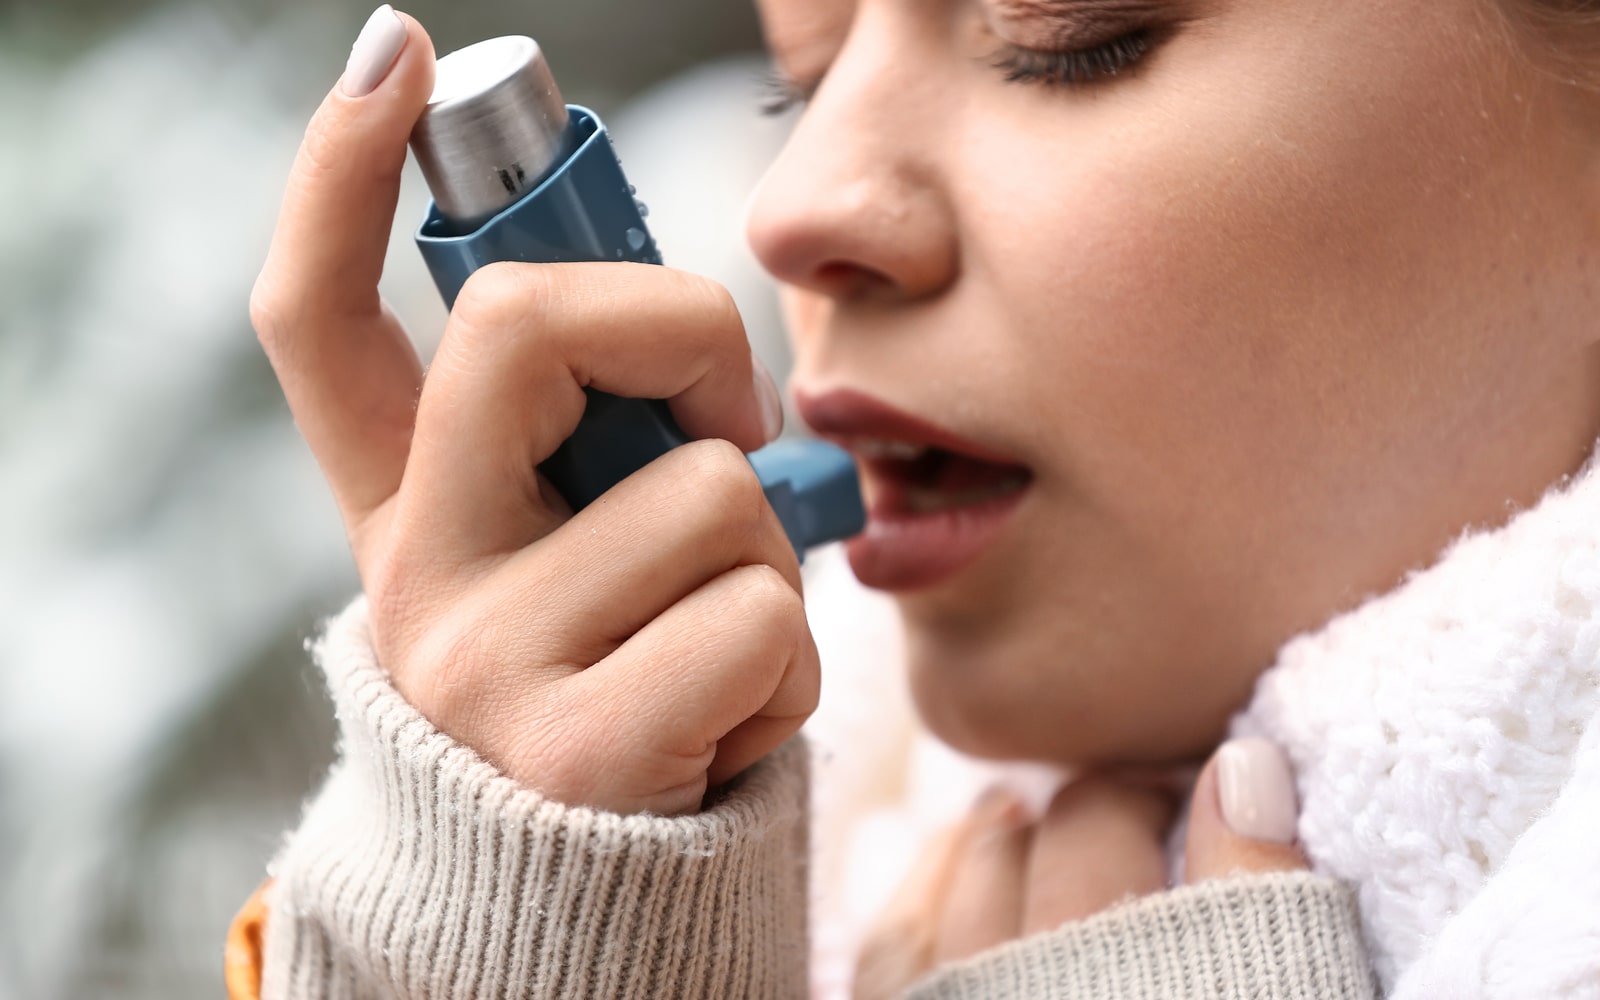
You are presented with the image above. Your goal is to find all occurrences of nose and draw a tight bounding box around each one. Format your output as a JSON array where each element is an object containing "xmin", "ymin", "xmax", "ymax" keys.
[{"xmin": 745, "ymin": 14, "xmax": 961, "ymax": 304}]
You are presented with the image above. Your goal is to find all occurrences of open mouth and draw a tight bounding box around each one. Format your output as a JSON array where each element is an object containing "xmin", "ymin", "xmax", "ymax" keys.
[
  {"xmin": 851, "ymin": 438, "xmax": 1034, "ymax": 517},
  {"xmin": 794, "ymin": 388, "xmax": 1035, "ymax": 591}
]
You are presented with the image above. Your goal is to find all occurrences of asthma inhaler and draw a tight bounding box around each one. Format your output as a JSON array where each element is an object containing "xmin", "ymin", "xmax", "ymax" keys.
[{"xmin": 409, "ymin": 36, "xmax": 864, "ymax": 557}]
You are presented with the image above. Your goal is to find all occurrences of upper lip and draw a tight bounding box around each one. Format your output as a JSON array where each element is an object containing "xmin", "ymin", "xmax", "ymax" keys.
[{"xmin": 793, "ymin": 388, "xmax": 1025, "ymax": 466}]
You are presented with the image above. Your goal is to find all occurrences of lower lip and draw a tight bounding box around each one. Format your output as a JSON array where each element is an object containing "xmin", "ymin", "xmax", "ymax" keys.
[{"xmin": 845, "ymin": 488, "xmax": 1030, "ymax": 591}]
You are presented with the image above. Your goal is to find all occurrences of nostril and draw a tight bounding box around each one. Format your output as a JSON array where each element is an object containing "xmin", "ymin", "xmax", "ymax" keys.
[{"xmin": 813, "ymin": 260, "xmax": 895, "ymax": 299}]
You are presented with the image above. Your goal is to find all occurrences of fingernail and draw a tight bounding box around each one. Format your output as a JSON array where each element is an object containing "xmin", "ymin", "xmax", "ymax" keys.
[
  {"xmin": 972, "ymin": 784, "xmax": 1024, "ymax": 825},
  {"xmin": 341, "ymin": 5, "xmax": 407, "ymax": 98},
  {"xmin": 1216, "ymin": 738, "xmax": 1298, "ymax": 844},
  {"xmin": 752, "ymin": 354, "xmax": 785, "ymax": 443}
]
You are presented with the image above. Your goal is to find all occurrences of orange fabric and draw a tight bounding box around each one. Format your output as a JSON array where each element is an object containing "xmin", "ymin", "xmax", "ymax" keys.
[{"xmin": 225, "ymin": 879, "xmax": 272, "ymax": 1000}]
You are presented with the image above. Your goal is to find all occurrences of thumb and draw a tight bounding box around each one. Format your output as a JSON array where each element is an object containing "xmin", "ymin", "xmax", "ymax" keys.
[{"xmin": 1185, "ymin": 737, "xmax": 1309, "ymax": 883}]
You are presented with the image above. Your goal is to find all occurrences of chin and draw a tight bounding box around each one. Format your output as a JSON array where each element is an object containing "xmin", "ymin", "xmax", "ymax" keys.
[
  {"xmin": 907, "ymin": 669, "xmax": 1033, "ymax": 761},
  {"xmin": 898, "ymin": 613, "xmax": 1232, "ymax": 767},
  {"xmin": 900, "ymin": 620, "xmax": 1082, "ymax": 763}
]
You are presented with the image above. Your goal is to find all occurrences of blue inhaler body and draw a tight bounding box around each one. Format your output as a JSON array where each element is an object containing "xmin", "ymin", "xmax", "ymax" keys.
[{"xmin": 409, "ymin": 36, "xmax": 863, "ymax": 556}]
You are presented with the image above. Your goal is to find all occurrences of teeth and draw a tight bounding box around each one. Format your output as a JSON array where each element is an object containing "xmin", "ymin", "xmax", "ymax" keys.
[
  {"xmin": 855, "ymin": 438, "xmax": 930, "ymax": 461},
  {"xmin": 902, "ymin": 473, "xmax": 1030, "ymax": 514}
]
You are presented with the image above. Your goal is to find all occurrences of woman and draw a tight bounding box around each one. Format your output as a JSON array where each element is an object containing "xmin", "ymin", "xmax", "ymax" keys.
[{"xmin": 229, "ymin": 0, "xmax": 1600, "ymax": 996}]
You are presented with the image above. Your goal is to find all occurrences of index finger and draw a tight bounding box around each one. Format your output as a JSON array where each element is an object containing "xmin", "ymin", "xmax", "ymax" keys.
[
  {"xmin": 249, "ymin": 7, "xmax": 435, "ymax": 525},
  {"xmin": 1023, "ymin": 777, "xmax": 1175, "ymax": 935},
  {"xmin": 398, "ymin": 262, "xmax": 782, "ymax": 559}
]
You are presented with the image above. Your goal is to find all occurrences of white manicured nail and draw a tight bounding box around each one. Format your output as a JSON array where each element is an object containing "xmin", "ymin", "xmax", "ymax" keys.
[
  {"xmin": 341, "ymin": 5, "xmax": 407, "ymax": 98},
  {"xmin": 1217, "ymin": 738, "xmax": 1299, "ymax": 844},
  {"xmin": 752, "ymin": 354, "xmax": 785, "ymax": 443}
]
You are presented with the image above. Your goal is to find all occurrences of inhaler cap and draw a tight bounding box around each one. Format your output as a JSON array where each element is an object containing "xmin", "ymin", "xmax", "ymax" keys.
[{"xmin": 410, "ymin": 36, "xmax": 570, "ymax": 225}]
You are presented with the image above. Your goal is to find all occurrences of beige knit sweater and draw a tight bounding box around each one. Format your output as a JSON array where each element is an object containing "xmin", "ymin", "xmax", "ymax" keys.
[{"xmin": 259, "ymin": 599, "xmax": 1378, "ymax": 1000}]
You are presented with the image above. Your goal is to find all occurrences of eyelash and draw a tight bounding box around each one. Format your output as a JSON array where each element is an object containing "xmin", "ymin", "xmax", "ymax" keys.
[
  {"xmin": 993, "ymin": 30, "xmax": 1154, "ymax": 87},
  {"xmin": 759, "ymin": 71, "xmax": 810, "ymax": 118},
  {"xmin": 759, "ymin": 27, "xmax": 1155, "ymax": 117}
]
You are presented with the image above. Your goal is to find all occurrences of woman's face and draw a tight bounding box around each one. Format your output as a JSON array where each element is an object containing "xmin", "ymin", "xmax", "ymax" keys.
[{"xmin": 745, "ymin": 0, "xmax": 1600, "ymax": 764}]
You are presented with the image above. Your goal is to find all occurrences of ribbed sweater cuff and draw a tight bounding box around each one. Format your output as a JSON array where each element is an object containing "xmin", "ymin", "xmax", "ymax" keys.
[
  {"xmin": 261, "ymin": 597, "xmax": 809, "ymax": 1000},
  {"xmin": 906, "ymin": 871, "xmax": 1378, "ymax": 1000}
]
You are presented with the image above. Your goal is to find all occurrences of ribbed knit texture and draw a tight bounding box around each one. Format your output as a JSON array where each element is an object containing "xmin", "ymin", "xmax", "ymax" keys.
[
  {"xmin": 258, "ymin": 600, "xmax": 1382, "ymax": 1000},
  {"xmin": 260, "ymin": 598, "xmax": 809, "ymax": 1000},
  {"xmin": 905, "ymin": 872, "xmax": 1376, "ymax": 1000}
]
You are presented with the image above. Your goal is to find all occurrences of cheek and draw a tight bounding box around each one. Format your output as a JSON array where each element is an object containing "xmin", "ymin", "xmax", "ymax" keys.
[
  {"xmin": 907, "ymin": 7, "xmax": 1596, "ymax": 762},
  {"xmin": 968, "ymin": 10, "xmax": 1570, "ymax": 554}
]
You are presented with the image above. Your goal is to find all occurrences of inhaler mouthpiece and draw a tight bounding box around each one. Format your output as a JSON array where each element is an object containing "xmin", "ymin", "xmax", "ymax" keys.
[{"xmin": 410, "ymin": 36, "xmax": 570, "ymax": 225}]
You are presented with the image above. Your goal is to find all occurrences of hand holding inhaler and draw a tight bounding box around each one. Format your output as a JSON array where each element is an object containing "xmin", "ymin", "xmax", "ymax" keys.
[{"xmin": 250, "ymin": 9, "xmax": 863, "ymax": 815}]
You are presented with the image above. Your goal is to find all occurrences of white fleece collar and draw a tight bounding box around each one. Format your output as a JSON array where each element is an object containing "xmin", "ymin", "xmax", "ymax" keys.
[
  {"xmin": 805, "ymin": 443, "xmax": 1600, "ymax": 999},
  {"xmin": 1232, "ymin": 442, "xmax": 1600, "ymax": 998}
]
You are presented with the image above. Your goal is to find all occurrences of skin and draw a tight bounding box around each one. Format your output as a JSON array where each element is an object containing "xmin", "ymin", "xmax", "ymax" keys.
[
  {"xmin": 252, "ymin": 0, "xmax": 1599, "ymax": 987},
  {"xmin": 253, "ymin": 16, "xmax": 817, "ymax": 817},
  {"xmin": 852, "ymin": 756, "xmax": 1308, "ymax": 999},
  {"xmin": 746, "ymin": 0, "xmax": 1600, "ymax": 764}
]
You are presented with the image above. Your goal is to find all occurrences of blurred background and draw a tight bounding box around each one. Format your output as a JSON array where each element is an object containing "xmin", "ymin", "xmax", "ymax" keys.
[{"xmin": 0, "ymin": 2, "xmax": 799, "ymax": 996}]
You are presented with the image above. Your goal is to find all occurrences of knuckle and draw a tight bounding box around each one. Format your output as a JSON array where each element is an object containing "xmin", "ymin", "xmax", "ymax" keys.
[
  {"xmin": 360, "ymin": 541, "xmax": 452, "ymax": 676},
  {"xmin": 681, "ymin": 272, "xmax": 742, "ymax": 335},
  {"xmin": 248, "ymin": 273, "xmax": 292, "ymax": 355},
  {"xmin": 1048, "ymin": 775, "xmax": 1171, "ymax": 832},
  {"xmin": 730, "ymin": 563, "xmax": 805, "ymax": 633},
  {"xmin": 686, "ymin": 439, "xmax": 769, "ymax": 526},
  {"xmin": 1046, "ymin": 775, "xmax": 1110, "ymax": 819},
  {"xmin": 674, "ymin": 273, "xmax": 747, "ymax": 364},
  {"xmin": 792, "ymin": 631, "xmax": 823, "ymax": 713},
  {"xmin": 296, "ymin": 112, "xmax": 344, "ymax": 188},
  {"xmin": 449, "ymin": 261, "xmax": 545, "ymax": 350},
  {"xmin": 403, "ymin": 611, "xmax": 498, "ymax": 724},
  {"xmin": 363, "ymin": 548, "xmax": 416, "ymax": 629}
]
